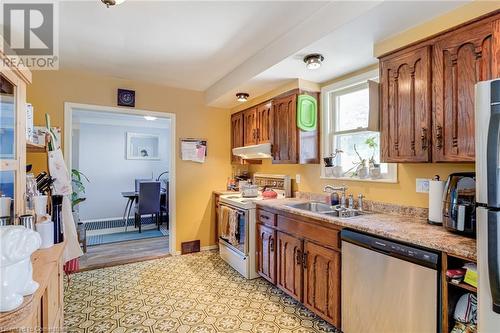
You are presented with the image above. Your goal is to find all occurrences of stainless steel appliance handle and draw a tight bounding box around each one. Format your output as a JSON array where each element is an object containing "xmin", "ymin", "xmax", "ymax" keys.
[
  {"xmin": 487, "ymin": 104, "xmax": 500, "ymax": 208},
  {"xmin": 488, "ymin": 210, "xmax": 500, "ymax": 313}
]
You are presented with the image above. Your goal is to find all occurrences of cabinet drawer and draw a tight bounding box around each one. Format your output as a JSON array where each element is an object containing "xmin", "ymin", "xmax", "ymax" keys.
[
  {"xmin": 257, "ymin": 209, "xmax": 276, "ymax": 226},
  {"xmin": 277, "ymin": 215, "xmax": 340, "ymax": 250}
]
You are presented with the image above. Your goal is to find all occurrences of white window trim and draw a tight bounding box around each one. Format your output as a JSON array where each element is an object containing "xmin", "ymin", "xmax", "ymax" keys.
[{"xmin": 320, "ymin": 68, "xmax": 398, "ymax": 183}]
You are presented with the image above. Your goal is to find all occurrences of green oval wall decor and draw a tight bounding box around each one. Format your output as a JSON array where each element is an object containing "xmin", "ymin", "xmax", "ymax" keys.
[{"xmin": 297, "ymin": 94, "xmax": 317, "ymax": 131}]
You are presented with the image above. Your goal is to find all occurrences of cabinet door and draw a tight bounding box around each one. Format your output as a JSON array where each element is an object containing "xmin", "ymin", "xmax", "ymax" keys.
[
  {"xmin": 432, "ymin": 22, "xmax": 494, "ymax": 162},
  {"xmin": 256, "ymin": 223, "xmax": 276, "ymax": 284},
  {"xmin": 243, "ymin": 107, "xmax": 257, "ymax": 146},
  {"xmin": 273, "ymin": 94, "xmax": 297, "ymax": 163},
  {"xmin": 380, "ymin": 46, "xmax": 431, "ymax": 162},
  {"xmin": 230, "ymin": 112, "xmax": 244, "ymax": 163},
  {"xmin": 256, "ymin": 102, "xmax": 273, "ymax": 144},
  {"xmin": 303, "ymin": 241, "xmax": 341, "ymax": 326},
  {"xmin": 0, "ymin": 70, "xmax": 26, "ymax": 221},
  {"xmin": 276, "ymin": 231, "xmax": 303, "ymax": 301}
]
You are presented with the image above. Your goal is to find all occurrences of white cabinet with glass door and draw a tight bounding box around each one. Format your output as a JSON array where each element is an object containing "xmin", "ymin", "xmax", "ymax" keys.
[{"xmin": 0, "ymin": 53, "xmax": 32, "ymax": 223}]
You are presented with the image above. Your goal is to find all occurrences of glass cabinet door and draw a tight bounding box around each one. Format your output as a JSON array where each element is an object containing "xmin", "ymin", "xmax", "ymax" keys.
[{"xmin": 0, "ymin": 71, "xmax": 21, "ymax": 222}]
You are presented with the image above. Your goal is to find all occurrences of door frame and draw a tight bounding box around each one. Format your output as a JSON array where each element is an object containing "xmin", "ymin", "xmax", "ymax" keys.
[{"xmin": 63, "ymin": 102, "xmax": 176, "ymax": 255}]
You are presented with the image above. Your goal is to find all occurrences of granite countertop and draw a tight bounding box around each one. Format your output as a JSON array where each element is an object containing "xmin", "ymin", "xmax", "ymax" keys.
[{"xmin": 256, "ymin": 198, "xmax": 477, "ymax": 261}]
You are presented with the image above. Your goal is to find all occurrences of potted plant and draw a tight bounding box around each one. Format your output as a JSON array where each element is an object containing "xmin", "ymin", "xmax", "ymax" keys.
[
  {"xmin": 71, "ymin": 169, "xmax": 89, "ymax": 250},
  {"xmin": 365, "ymin": 136, "xmax": 381, "ymax": 179},
  {"xmin": 345, "ymin": 145, "xmax": 369, "ymax": 179},
  {"xmin": 323, "ymin": 149, "xmax": 344, "ymax": 177}
]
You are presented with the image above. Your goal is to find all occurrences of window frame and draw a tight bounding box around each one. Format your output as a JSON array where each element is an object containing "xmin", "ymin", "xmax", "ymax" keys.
[{"xmin": 320, "ymin": 68, "xmax": 398, "ymax": 183}]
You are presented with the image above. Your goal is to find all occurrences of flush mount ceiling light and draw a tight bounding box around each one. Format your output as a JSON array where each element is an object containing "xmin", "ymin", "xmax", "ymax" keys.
[
  {"xmin": 101, "ymin": 0, "xmax": 126, "ymax": 8},
  {"xmin": 303, "ymin": 53, "xmax": 324, "ymax": 70},
  {"xmin": 144, "ymin": 116, "xmax": 157, "ymax": 121},
  {"xmin": 236, "ymin": 92, "xmax": 249, "ymax": 102}
]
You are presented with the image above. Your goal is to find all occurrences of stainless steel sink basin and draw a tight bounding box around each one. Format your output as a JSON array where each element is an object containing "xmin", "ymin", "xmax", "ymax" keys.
[
  {"xmin": 285, "ymin": 202, "xmax": 369, "ymax": 218},
  {"xmin": 285, "ymin": 202, "xmax": 334, "ymax": 213}
]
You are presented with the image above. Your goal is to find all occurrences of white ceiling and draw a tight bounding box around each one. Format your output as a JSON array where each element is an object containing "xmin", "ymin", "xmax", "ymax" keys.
[
  {"xmin": 59, "ymin": 1, "xmax": 326, "ymax": 91},
  {"xmin": 73, "ymin": 109, "xmax": 171, "ymax": 129},
  {"xmin": 210, "ymin": 0, "xmax": 468, "ymax": 107},
  {"xmin": 58, "ymin": 1, "xmax": 470, "ymax": 109}
]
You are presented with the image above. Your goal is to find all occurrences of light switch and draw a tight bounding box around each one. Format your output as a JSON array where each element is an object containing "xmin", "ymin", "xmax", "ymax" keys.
[
  {"xmin": 296, "ymin": 174, "xmax": 301, "ymax": 184},
  {"xmin": 416, "ymin": 178, "xmax": 430, "ymax": 193}
]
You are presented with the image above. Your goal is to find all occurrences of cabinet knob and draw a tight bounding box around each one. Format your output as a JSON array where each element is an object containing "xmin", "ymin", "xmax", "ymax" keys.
[{"xmin": 270, "ymin": 238, "xmax": 274, "ymax": 252}]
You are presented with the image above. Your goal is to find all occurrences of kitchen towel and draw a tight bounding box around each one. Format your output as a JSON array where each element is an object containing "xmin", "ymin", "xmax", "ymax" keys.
[
  {"xmin": 48, "ymin": 148, "xmax": 83, "ymax": 262},
  {"xmin": 428, "ymin": 179, "xmax": 445, "ymax": 225}
]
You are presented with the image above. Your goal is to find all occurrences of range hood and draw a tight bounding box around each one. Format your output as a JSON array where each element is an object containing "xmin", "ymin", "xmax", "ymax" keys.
[{"xmin": 232, "ymin": 143, "xmax": 272, "ymax": 159}]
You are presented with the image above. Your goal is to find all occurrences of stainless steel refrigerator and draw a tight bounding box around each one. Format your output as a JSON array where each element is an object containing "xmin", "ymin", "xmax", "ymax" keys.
[{"xmin": 476, "ymin": 78, "xmax": 500, "ymax": 331}]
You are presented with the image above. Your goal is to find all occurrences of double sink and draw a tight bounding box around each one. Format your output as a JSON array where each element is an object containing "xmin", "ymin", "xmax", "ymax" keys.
[{"xmin": 285, "ymin": 201, "xmax": 368, "ymax": 218}]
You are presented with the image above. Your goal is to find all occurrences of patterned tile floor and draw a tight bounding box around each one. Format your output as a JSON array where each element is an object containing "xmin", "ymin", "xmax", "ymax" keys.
[{"xmin": 65, "ymin": 251, "xmax": 340, "ymax": 333}]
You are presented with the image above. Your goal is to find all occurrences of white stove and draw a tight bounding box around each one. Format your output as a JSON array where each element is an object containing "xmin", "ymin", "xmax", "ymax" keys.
[{"xmin": 218, "ymin": 174, "xmax": 290, "ymax": 279}]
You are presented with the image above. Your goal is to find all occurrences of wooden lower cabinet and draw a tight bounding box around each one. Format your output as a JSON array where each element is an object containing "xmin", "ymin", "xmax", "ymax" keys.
[
  {"xmin": 256, "ymin": 223, "xmax": 276, "ymax": 284},
  {"xmin": 303, "ymin": 241, "xmax": 341, "ymax": 325},
  {"xmin": 277, "ymin": 231, "xmax": 303, "ymax": 301},
  {"xmin": 256, "ymin": 209, "xmax": 341, "ymax": 328}
]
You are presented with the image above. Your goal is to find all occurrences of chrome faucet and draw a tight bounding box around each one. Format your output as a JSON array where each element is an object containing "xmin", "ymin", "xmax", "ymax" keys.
[{"xmin": 324, "ymin": 185, "xmax": 348, "ymax": 208}]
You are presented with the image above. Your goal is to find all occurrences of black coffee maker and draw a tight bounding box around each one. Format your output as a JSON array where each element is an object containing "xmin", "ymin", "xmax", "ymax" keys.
[{"xmin": 443, "ymin": 172, "xmax": 476, "ymax": 237}]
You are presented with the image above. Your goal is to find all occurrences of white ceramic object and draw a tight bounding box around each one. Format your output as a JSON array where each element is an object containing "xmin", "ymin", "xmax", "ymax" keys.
[
  {"xmin": 0, "ymin": 196, "xmax": 12, "ymax": 217},
  {"xmin": 0, "ymin": 226, "xmax": 41, "ymax": 312},
  {"xmin": 33, "ymin": 195, "xmax": 48, "ymax": 216}
]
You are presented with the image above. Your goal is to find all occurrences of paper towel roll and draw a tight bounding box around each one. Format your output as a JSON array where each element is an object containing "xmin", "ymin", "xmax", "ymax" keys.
[
  {"xmin": 36, "ymin": 221, "xmax": 54, "ymax": 249},
  {"xmin": 429, "ymin": 180, "xmax": 445, "ymax": 224}
]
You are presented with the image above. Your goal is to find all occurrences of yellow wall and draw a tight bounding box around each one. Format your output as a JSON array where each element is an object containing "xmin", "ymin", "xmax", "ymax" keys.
[{"xmin": 26, "ymin": 69, "xmax": 231, "ymax": 251}]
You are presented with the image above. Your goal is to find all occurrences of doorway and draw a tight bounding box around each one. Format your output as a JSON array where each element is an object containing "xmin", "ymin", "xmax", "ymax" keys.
[{"xmin": 64, "ymin": 103, "xmax": 176, "ymax": 269}]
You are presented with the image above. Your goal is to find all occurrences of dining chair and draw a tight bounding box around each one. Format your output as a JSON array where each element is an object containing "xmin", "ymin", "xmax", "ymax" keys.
[
  {"xmin": 135, "ymin": 178, "xmax": 153, "ymax": 192},
  {"xmin": 159, "ymin": 181, "xmax": 169, "ymax": 230},
  {"xmin": 134, "ymin": 181, "xmax": 161, "ymax": 233}
]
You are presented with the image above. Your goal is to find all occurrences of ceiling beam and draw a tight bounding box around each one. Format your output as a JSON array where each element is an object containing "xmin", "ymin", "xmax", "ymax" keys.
[{"xmin": 204, "ymin": 1, "xmax": 383, "ymax": 106}]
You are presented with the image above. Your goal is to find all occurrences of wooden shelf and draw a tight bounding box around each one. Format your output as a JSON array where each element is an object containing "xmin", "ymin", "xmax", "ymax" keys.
[
  {"xmin": 448, "ymin": 280, "xmax": 477, "ymax": 293},
  {"xmin": 26, "ymin": 141, "xmax": 46, "ymax": 153}
]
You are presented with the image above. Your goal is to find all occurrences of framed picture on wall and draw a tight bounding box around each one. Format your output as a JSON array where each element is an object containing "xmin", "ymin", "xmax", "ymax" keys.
[{"xmin": 126, "ymin": 132, "xmax": 160, "ymax": 160}]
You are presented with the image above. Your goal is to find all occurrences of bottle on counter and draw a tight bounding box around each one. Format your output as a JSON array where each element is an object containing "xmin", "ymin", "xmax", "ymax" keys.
[{"xmin": 51, "ymin": 195, "xmax": 64, "ymax": 244}]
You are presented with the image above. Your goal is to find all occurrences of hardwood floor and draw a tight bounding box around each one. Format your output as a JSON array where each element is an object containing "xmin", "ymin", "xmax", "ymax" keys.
[{"xmin": 79, "ymin": 236, "xmax": 170, "ymax": 271}]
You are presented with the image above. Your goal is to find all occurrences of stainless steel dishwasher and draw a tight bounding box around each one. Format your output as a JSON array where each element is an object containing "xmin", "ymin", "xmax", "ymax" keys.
[{"xmin": 341, "ymin": 229, "xmax": 440, "ymax": 333}]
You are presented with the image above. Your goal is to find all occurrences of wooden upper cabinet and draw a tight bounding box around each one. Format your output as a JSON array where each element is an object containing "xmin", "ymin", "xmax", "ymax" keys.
[
  {"xmin": 243, "ymin": 107, "xmax": 258, "ymax": 146},
  {"xmin": 432, "ymin": 21, "xmax": 495, "ymax": 162},
  {"xmin": 256, "ymin": 223, "xmax": 276, "ymax": 284},
  {"xmin": 256, "ymin": 102, "xmax": 273, "ymax": 144},
  {"xmin": 230, "ymin": 112, "xmax": 244, "ymax": 163},
  {"xmin": 380, "ymin": 46, "xmax": 432, "ymax": 163},
  {"xmin": 277, "ymin": 231, "xmax": 303, "ymax": 301},
  {"xmin": 303, "ymin": 241, "xmax": 341, "ymax": 327},
  {"xmin": 273, "ymin": 94, "xmax": 298, "ymax": 163}
]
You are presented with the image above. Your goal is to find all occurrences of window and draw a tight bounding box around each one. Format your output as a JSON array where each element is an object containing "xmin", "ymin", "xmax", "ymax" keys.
[{"xmin": 321, "ymin": 69, "xmax": 397, "ymax": 182}]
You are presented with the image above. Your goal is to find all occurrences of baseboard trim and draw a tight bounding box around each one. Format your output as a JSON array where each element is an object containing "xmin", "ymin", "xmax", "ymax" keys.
[{"xmin": 171, "ymin": 244, "xmax": 218, "ymax": 256}]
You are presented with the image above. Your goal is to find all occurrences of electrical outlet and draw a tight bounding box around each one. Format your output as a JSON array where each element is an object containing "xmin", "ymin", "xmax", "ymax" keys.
[
  {"xmin": 296, "ymin": 174, "xmax": 301, "ymax": 184},
  {"xmin": 416, "ymin": 178, "xmax": 430, "ymax": 193}
]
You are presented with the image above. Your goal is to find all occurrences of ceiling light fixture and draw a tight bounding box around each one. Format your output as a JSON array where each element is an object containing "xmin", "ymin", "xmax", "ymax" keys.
[
  {"xmin": 303, "ymin": 53, "xmax": 324, "ymax": 70},
  {"xmin": 101, "ymin": 0, "xmax": 126, "ymax": 8},
  {"xmin": 144, "ymin": 116, "xmax": 157, "ymax": 121},
  {"xmin": 236, "ymin": 92, "xmax": 249, "ymax": 102}
]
